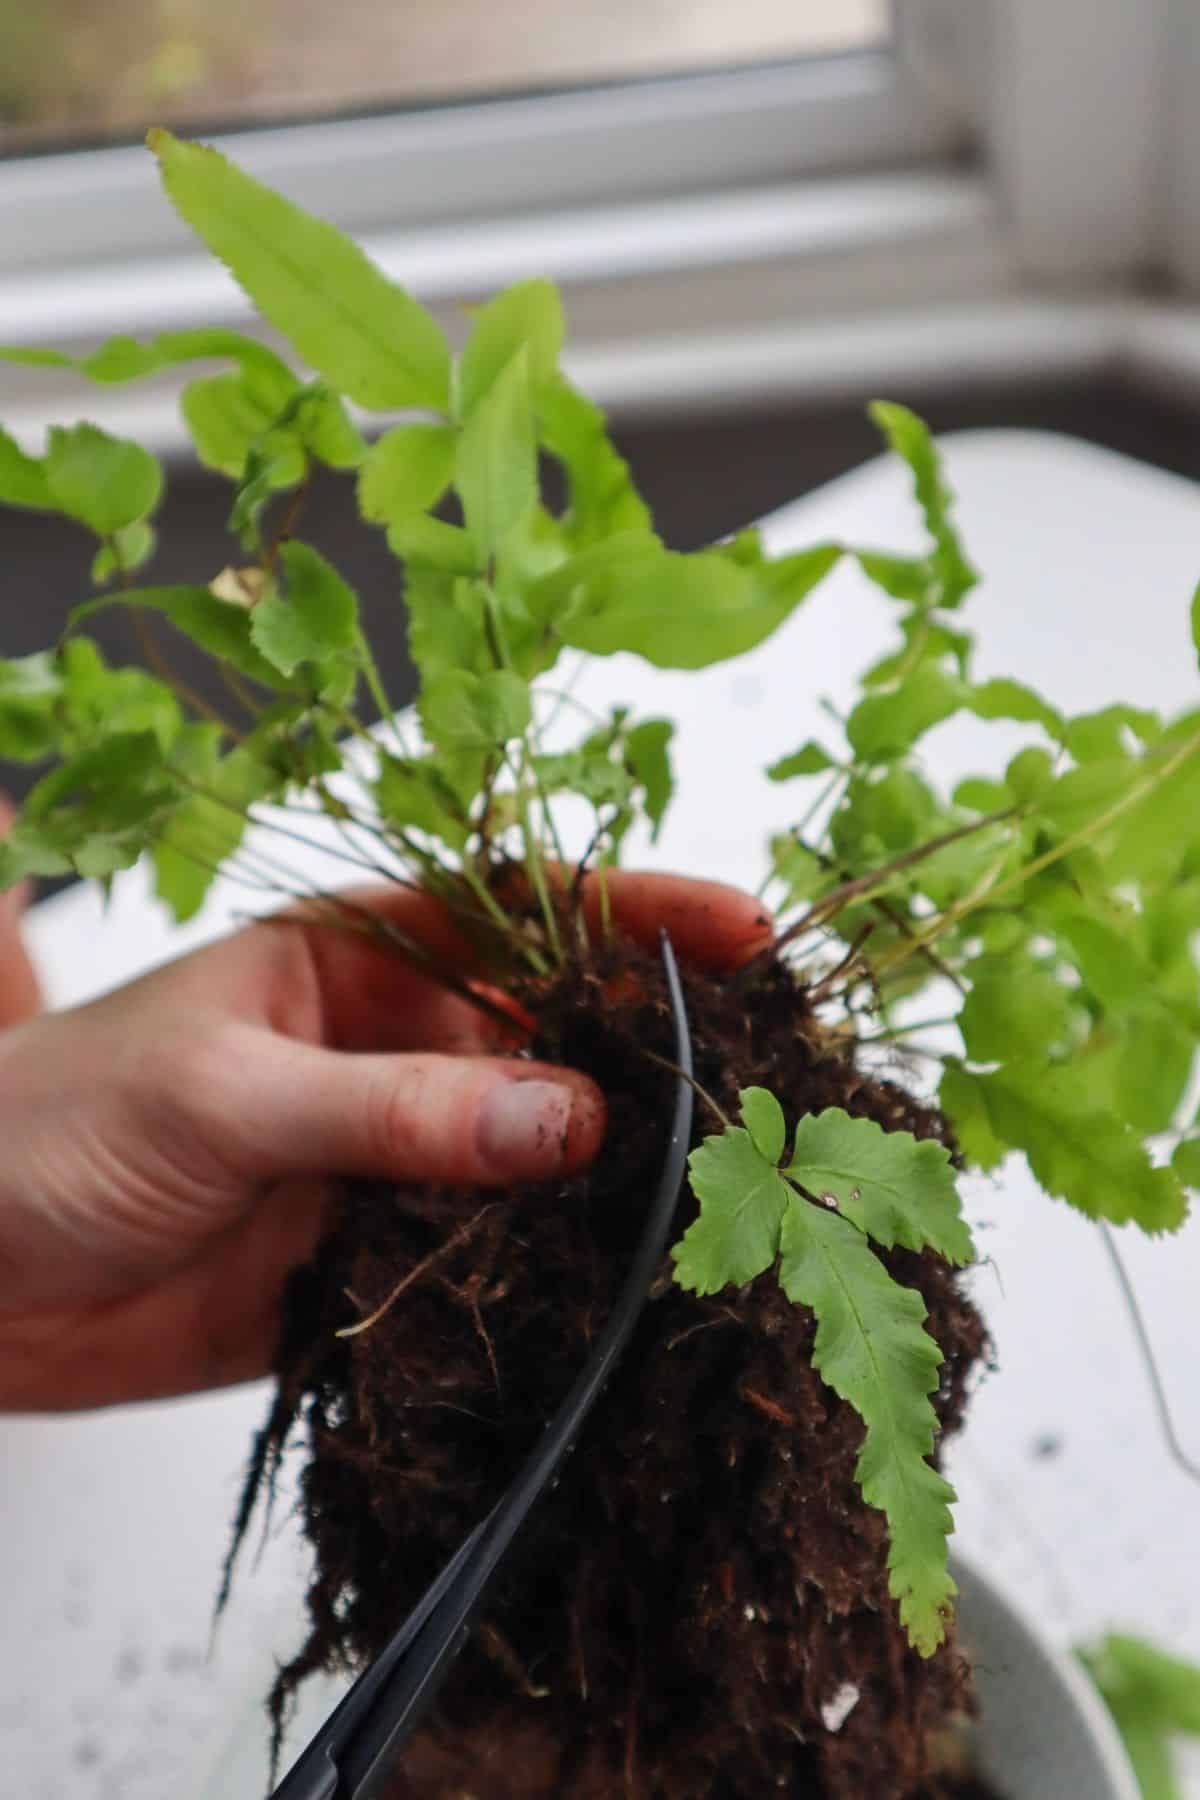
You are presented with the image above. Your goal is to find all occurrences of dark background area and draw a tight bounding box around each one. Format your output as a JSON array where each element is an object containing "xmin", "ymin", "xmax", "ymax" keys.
[{"xmin": 4, "ymin": 372, "xmax": 1199, "ymax": 811}]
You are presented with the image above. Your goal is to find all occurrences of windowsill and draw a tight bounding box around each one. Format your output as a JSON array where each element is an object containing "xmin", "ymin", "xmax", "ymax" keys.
[{"xmin": 1, "ymin": 166, "xmax": 1007, "ymax": 447}]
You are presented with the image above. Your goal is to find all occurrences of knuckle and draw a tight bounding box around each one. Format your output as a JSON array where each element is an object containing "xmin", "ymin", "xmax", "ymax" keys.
[{"xmin": 362, "ymin": 1062, "xmax": 425, "ymax": 1169}]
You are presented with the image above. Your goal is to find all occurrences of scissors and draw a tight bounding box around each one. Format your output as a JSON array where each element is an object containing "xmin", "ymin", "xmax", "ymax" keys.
[{"xmin": 270, "ymin": 932, "xmax": 695, "ymax": 1799}]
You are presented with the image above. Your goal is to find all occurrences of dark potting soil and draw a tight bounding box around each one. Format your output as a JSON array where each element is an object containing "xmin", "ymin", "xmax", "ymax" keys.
[{"xmin": 229, "ymin": 944, "xmax": 991, "ymax": 1797}]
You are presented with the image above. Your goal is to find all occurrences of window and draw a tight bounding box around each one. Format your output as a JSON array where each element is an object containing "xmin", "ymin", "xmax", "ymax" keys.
[
  {"xmin": 1, "ymin": 2, "xmax": 891, "ymax": 155},
  {"xmin": 0, "ymin": 2, "xmax": 979, "ymax": 439}
]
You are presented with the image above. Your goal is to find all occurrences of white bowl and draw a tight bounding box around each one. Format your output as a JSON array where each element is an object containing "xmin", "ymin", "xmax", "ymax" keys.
[
  {"xmin": 956, "ymin": 1553, "xmax": 1138, "ymax": 1800},
  {"xmin": 197, "ymin": 1551, "xmax": 1138, "ymax": 1798}
]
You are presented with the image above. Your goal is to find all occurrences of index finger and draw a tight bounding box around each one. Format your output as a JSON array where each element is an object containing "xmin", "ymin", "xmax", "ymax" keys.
[{"xmin": 579, "ymin": 869, "xmax": 773, "ymax": 972}]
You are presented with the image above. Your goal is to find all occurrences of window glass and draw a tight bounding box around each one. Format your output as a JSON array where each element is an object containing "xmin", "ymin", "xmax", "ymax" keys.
[{"xmin": 0, "ymin": 1, "xmax": 889, "ymax": 156}]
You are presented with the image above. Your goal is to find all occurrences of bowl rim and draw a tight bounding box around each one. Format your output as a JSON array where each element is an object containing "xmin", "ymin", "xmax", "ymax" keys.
[{"xmin": 951, "ymin": 1547, "xmax": 1140, "ymax": 1800}]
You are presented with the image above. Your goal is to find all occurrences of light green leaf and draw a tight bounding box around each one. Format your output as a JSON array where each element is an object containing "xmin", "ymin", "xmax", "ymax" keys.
[
  {"xmin": 20, "ymin": 731, "xmax": 180, "ymax": 877},
  {"xmin": 674, "ymin": 1124, "xmax": 793, "ymax": 1293},
  {"xmin": 540, "ymin": 374, "xmax": 652, "ymax": 546},
  {"xmin": 939, "ymin": 1061, "xmax": 1006, "ymax": 1173},
  {"xmin": 180, "ymin": 371, "xmax": 304, "ymax": 484},
  {"xmin": 70, "ymin": 585, "xmax": 289, "ymax": 689},
  {"xmin": 149, "ymin": 130, "xmax": 451, "ymax": 412},
  {"xmin": 952, "ymin": 776, "xmax": 1011, "ymax": 813},
  {"xmin": 59, "ymin": 639, "xmax": 180, "ymax": 751},
  {"xmin": 769, "ymin": 834, "xmax": 830, "ymax": 906},
  {"xmin": 740, "ymin": 1088, "xmax": 786, "ymax": 1165},
  {"xmin": 359, "ymin": 423, "xmax": 456, "ymax": 526},
  {"xmin": 559, "ymin": 542, "xmax": 840, "ymax": 669},
  {"xmin": 787, "ymin": 1107, "xmax": 973, "ymax": 1263},
  {"xmin": 1005, "ymin": 745, "xmax": 1055, "ymax": 805},
  {"xmin": 624, "ymin": 718, "xmax": 674, "ymax": 838},
  {"xmin": 457, "ymin": 279, "xmax": 564, "ymax": 418},
  {"xmin": 419, "ymin": 668, "xmax": 532, "ymax": 753},
  {"xmin": 0, "ymin": 426, "xmax": 53, "ymax": 510},
  {"xmin": 1079, "ymin": 1634, "xmax": 1200, "ymax": 1800},
  {"xmin": 767, "ymin": 741, "xmax": 837, "ymax": 781},
  {"xmin": 869, "ymin": 401, "xmax": 977, "ymax": 610},
  {"xmin": 1063, "ymin": 705, "xmax": 1161, "ymax": 762},
  {"xmin": 1048, "ymin": 909, "xmax": 1150, "ymax": 1012},
  {"xmin": 856, "ymin": 550, "xmax": 931, "ymax": 604},
  {"xmin": 152, "ymin": 739, "xmax": 281, "ymax": 922},
  {"xmin": 374, "ymin": 753, "xmax": 470, "ymax": 849},
  {"xmin": 0, "ymin": 653, "xmax": 64, "ymax": 761},
  {"xmin": 1173, "ymin": 1138, "xmax": 1200, "ymax": 1187},
  {"xmin": 387, "ymin": 515, "xmax": 479, "ymax": 574},
  {"xmin": 44, "ymin": 423, "xmax": 163, "ymax": 536},
  {"xmin": 1108, "ymin": 727, "xmax": 1200, "ymax": 882},
  {"xmin": 532, "ymin": 747, "xmax": 632, "ymax": 814},
  {"xmin": 91, "ymin": 522, "xmax": 156, "ymax": 586},
  {"xmin": 1114, "ymin": 1004, "xmax": 1196, "ymax": 1135},
  {"xmin": 968, "ymin": 677, "xmax": 1062, "ymax": 738},
  {"xmin": 964, "ymin": 1061, "xmax": 1187, "ymax": 1232},
  {"xmin": 846, "ymin": 668, "xmax": 966, "ymax": 761},
  {"xmin": 296, "ymin": 388, "xmax": 367, "ymax": 469},
  {"xmin": 865, "ymin": 619, "xmax": 973, "ymax": 687},
  {"xmin": 1040, "ymin": 757, "xmax": 1132, "ymax": 835},
  {"xmin": 778, "ymin": 1195, "xmax": 957, "ymax": 1654},
  {"xmin": 456, "ymin": 348, "xmax": 536, "ymax": 557},
  {"xmin": 523, "ymin": 532, "xmax": 662, "ymax": 629},
  {"xmin": 250, "ymin": 542, "xmax": 359, "ymax": 678},
  {"xmin": 957, "ymin": 956, "xmax": 1076, "ymax": 1062},
  {"xmin": 0, "ymin": 327, "xmax": 297, "ymax": 404},
  {"xmin": 0, "ymin": 818, "xmax": 75, "ymax": 885}
]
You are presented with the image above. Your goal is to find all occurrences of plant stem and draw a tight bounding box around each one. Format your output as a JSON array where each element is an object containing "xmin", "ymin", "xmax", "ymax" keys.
[
  {"xmin": 774, "ymin": 806, "xmax": 1020, "ymax": 954},
  {"xmin": 874, "ymin": 726, "xmax": 1200, "ymax": 983}
]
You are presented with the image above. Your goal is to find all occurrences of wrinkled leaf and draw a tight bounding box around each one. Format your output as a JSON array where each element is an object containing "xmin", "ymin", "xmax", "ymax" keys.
[
  {"xmin": 674, "ymin": 1121, "xmax": 793, "ymax": 1293},
  {"xmin": 869, "ymin": 401, "xmax": 976, "ymax": 610},
  {"xmin": 419, "ymin": 668, "xmax": 532, "ymax": 754},
  {"xmin": 250, "ymin": 542, "xmax": 359, "ymax": 677},
  {"xmin": 44, "ymin": 423, "xmax": 163, "ymax": 536},
  {"xmin": 778, "ymin": 1196, "xmax": 957, "ymax": 1655},
  {"xmin": 951, "ymin": 1061, "xmax": 1187, "ymax": 1232},
  {"xmin": 787, "ymin": 1108, "xmax": 973, "ymax": 1263}
]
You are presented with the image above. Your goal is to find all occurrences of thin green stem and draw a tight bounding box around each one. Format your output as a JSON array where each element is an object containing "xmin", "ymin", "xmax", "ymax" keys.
[
  {"xmin": 874, "ymin": 725, "xmax": 1200, "ymax": 982},
  {"xmin": 775, "ymin": 806, "xmax": 1021, "ymax": 954},
  {"xmin": 863, "ymin": 1015, "xmax": 960, "ymax": 1044}
]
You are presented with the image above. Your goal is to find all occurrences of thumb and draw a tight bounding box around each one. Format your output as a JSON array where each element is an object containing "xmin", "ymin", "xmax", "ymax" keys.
[{"xmin": 224, "ymin": 1034, "xmax": 607, "ymax": 1189}]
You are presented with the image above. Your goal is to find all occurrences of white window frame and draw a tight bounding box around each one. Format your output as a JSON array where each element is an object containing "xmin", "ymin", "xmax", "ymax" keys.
[
  {"xmin": 5, "ymin": 1, "xmax": 1200, "ymax": 437},
  {"xmin": 0, "ymin": 13, "xmax": 963, "ymax": 279}
]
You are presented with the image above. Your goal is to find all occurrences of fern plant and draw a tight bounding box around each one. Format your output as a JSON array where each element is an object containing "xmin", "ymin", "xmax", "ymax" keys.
[{"xmin": 1, "ymin": 130, "xmax": 1198, "ymax": 1670}]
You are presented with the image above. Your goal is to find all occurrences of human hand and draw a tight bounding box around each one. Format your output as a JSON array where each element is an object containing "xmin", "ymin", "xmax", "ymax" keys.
[{"xmin": 0, "ymin": 872, "xmax": 770, "ymax": 1411}]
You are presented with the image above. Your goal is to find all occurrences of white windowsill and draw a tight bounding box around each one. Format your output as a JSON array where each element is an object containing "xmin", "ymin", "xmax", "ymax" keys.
[
  {"xmin": 6, "ymin": 164, "xmax": 1200, "ymax": 451},
  {"xmin": 0, "ymin": 167, "xmax": 1011, "ymax": 447}
]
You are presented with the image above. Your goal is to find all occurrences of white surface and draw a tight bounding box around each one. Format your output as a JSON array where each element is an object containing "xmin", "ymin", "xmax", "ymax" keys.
[{"xmin": 10, "ymin": 428, "xmax": 1200, "ymax": 1795}]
